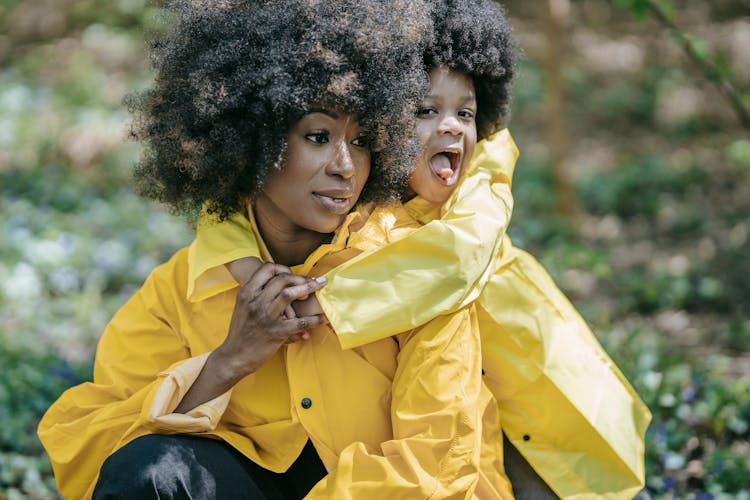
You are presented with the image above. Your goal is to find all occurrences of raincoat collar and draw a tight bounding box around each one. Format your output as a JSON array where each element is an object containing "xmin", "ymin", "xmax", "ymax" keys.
[{"xmin": 186, "ymin": 203, "xmax": 367, "ymax": 302}]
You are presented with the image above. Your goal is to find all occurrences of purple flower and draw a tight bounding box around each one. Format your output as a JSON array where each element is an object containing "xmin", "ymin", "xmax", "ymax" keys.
[
  {"xmin": 682, "ymin": 384, "xmax": 696, "ymax": 403},
  {"xmin": 663, "ymin": 477, "xmax": 676, "ymax": 491}
]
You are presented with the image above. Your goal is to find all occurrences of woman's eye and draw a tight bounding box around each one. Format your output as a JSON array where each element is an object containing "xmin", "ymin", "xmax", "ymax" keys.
[
  {"xmin": 305, "ymin": 132, "xmax": 329, "ymax": 144},
  {"xmin": 416, "ymin": 107, "xmax": 437, "ymax": 117},
  {"xmin": 351, "ymin": 135, "xmax": 371, "ymax": 148}
]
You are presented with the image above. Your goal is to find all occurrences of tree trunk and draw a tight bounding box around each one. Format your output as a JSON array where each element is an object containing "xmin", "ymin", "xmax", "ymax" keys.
[{"xmin": 545, "ymin": 0, "xmax": 576, "ymax": 216}]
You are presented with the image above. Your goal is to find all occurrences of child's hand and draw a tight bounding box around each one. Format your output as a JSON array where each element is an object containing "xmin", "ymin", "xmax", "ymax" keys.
[
  {"xmin": 283, "ymin": 292, "xmax": 329, "ymax": 343},
  {"xmin": 292, "ymin": 294, "xmax": 328, "ymax": 323},
  {"xmin": 227, "ymin": 256, "xmax": 264, "ymax": 285}
]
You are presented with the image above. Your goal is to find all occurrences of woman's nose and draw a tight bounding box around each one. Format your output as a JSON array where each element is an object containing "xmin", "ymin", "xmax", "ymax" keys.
[
  {"xmin": 326, "ymin": 139, "xmax": 355, "ymax": 178},
  {"xmin": 438, "ymin": 114, "xmax": 463, "ymax": 136}
]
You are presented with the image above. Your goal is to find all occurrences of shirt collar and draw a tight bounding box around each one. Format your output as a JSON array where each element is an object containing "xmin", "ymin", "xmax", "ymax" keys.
[{"xmin": 187, "ymin": 203, "xmax": 369, "ymax": 302}]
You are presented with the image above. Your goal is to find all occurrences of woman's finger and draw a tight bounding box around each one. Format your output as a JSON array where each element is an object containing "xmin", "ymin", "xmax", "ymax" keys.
[
  {"xmin": 240, "ymin": 262, "xmax": 291, "ymax": 301},
  {"xmin": 254, "ymin": 273, "xmax": 317, "ymax": 318},
  {"xmin": 284, "ymin": 331, "xmax": 310, "ymax": 344},
  {"xmin": 275, "ymin": 277, "xmax": 327, "ymax": 308},
  {"xmin": 255, "ymin": 274, "xmax": 327, "ymax": 319},
  {"xmin": 275, "ymin": 314, "xmax": 326, "ymax": 338},
  {"xmin": 284, "ymin": 304, "xmax": 296, "ymax": 320}
]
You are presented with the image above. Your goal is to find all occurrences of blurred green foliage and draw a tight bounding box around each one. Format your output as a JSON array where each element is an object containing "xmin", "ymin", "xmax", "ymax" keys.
[
  {"xmin": 612, "ymin": 0, "xmax": 750, "ymax": 131},
  {"xmin": 577, "ymin": 155, "xmax": 707, "ymax": 220},
  {"xmin": 0, "ymin": 3, "xmax": 193, "ymax": 498}
]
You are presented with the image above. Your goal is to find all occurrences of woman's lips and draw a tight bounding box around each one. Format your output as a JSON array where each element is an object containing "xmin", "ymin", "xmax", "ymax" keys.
[{"xmin": 313, "ymin": 192, "xmax": 354, "ymax": 214}]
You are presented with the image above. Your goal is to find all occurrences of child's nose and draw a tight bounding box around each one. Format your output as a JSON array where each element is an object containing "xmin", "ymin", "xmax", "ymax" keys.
[{"xmin": 438, "ymin": 114, "xmax": 463, "ymax": 135}]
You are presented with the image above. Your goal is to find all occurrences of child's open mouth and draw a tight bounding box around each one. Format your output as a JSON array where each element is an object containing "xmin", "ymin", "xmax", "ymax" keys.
[{"xmin": 428, "ymin": 151, "xmax": 461, "ymax": 185}]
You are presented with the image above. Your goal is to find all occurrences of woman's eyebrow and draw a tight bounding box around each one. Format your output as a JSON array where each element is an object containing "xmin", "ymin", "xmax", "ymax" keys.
[{"xmin": 308, "ymin": 108, "xmax": 340, "ymax": 119}]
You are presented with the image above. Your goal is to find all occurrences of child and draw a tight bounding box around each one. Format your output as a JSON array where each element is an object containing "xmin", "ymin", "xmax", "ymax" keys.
[{"xmin": 197, "ymin": 0, "xmax": 651, "ymax": 497}]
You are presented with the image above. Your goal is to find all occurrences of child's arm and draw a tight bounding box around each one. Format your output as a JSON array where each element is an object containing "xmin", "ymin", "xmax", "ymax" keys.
[
  {"xmin": 317, "ymin": 129, "xmax": 518, "ymax": 349},
  {"xmin": 225, "ymin": 257, "xmax": 263, "ymax": 284}
]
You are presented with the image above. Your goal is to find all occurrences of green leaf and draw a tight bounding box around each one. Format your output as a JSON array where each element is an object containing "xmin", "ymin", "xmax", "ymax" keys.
[
  {"xmin": 630, "ymin": 0, "xmax": 650, "ymax": 20},
  {"xmin": 726, "ymin": 140, "xmax": 750, "ymax": 168},
  {"xmin": 714, "ymin": 51, "xmax": 736, "ymax": 81}
]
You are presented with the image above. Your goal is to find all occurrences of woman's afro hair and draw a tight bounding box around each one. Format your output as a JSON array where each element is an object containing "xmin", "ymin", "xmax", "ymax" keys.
[
  {"xmin": 127, "ymin": 0, "xmax": 430, "ymax": 219},
  {"xmin": 425, "ymin": 0, "xmax": 516, "ymax": 139}
]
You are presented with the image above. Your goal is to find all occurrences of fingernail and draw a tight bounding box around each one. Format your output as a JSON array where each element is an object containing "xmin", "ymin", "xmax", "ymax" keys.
[{"xmin": 314, "ymin": 276, "xmax": 327, "ymax": 285}]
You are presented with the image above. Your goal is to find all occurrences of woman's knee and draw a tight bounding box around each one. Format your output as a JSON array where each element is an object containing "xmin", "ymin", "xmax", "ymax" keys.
[{"xmin": 93, "ymin": 434, "xmax": 217, "ymax": 499}]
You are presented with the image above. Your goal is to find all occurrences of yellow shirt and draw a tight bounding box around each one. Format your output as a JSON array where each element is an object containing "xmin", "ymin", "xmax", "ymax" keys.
[
  {"xmin": 188, "ymin": 129, "xmax": 651, "ymax": 498},
  {"xmin": 38, "ymin": 206, "xmax": 514, "ymax": 499}
]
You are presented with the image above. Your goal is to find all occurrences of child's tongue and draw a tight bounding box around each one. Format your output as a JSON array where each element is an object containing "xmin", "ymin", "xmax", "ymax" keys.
[{"xmin": 429, "ymin": 154, "xmax": 453, "ymax": 180}]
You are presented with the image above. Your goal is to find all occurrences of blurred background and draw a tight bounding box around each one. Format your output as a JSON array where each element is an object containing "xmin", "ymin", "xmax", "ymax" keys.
[{"xmin": 0, "ymin": 0, "xmax": 748, "ymax": 498}]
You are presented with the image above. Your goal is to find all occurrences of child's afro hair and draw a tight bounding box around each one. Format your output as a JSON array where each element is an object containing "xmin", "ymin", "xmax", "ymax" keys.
[
  {"xmin": 127, "ymin": 0, "xmax": 430, "ymax": 220},
  {"xmin": 425, "ymin": 0, "xmax": 516, "ymax": 139}
]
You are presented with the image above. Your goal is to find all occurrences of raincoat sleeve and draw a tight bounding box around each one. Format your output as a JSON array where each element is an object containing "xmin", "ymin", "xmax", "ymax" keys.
[
  {"xmin": 37, "ymin": 248, "xmax": 229, "ymax": 499},
  {"xmin": 306, "ymin": 306, "xmax": 511, "ymax": 499},
  {"xmin": 317, "ymin": 129, "xmax": 519, "ymax": 349}
]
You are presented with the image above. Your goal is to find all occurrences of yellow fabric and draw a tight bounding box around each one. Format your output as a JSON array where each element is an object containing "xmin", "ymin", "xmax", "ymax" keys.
[
  {"xmin": 319, "ymin": 129, "xmax": 517, "ymax": 346},
  {"xmin": 145, "ymin": 128, "xmax": 650, "ymax": 496},
  {"xmin": 477, "ymin": 244, "xmax": 650, "ymax": 499},
  {"xmin": 181, "ymin": 128, "xmax": 650, "ymax": 496},
  {"xmin": 188, "ymin": 130, "xmax": 516, "ymax": 345},
  {"xmin": 38, "ymin": 206, "xmax": 514, "ymax": 499},
  {"xmin": 147, "ymin": 352, "xmax": 232, "ymax": 432},
  {"xmin": 314, "ymin": 129, "xmax": 651, "ymax": 496}
]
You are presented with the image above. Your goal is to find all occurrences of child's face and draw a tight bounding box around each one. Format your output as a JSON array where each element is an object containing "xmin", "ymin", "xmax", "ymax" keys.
[
  {"xmin": 256, "ymin": 110, "xmax": 371, "ymax": 236},
  {"xmin": 407, "ymin": 66, "xmax": 477, "ymax": 204}
]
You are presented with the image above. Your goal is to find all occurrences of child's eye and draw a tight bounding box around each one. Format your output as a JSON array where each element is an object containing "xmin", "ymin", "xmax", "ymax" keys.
[
  {"xmin": 416, "ymin": 107, "xmax": 438, "ymax": 117},
  {"xmin": 458, "ymin": 109, "xmax": 475, "ymax": 119},
  {"xmin": 305, "ymin": 132, "xmax": 329, "ymax": 144}
]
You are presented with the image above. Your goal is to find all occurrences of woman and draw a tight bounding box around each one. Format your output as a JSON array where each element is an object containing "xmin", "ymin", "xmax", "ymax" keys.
[{"xmin": 39, "ymin": 0, "xmax": 511, "ymax": 498}]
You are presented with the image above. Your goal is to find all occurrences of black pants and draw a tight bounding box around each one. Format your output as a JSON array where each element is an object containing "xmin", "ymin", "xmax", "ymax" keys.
[{"xmin": 93, "ymin": 435, "xmax": 327, "ymax": 500}]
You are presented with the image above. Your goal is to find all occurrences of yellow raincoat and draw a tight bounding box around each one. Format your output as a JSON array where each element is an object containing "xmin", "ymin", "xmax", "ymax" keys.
[
  {"xmin": 38, "ymin": 205, "xmax": 514, "ymax": 499},
  {"xmin": 192, "ymin": 129, "xmax": 651, "ymax": 498}
]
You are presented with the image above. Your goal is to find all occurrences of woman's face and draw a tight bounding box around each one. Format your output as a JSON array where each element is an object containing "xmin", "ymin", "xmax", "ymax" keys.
[
  {"xmin": 407, "ymin": 66, "xmax": 477, "ymax": 204},
  {"xmin": 255, "ymin": 111, "xmax": 371, "ymax": 240}
]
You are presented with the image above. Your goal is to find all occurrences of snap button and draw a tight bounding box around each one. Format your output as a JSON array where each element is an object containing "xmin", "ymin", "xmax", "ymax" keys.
[
  {"xmin": 523, "ymin": 434, "xmax": 530, "ymax": 441},
  {"xmin": 301, "ymin": 397, "xmax": 312, "ymax": 409}
]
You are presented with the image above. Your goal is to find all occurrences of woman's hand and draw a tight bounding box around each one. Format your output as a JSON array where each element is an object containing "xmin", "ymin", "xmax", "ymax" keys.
[
  {"xmin": 216, "ymin": 262, "xmax": 327, "ymax": 381},
  {"xmin": 175, "ymin": 263, "xmax": 326, "ymax": 414},
  {"xmin": 228, "ymin": 256, "xmax": 328, "ymax": 338}
]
